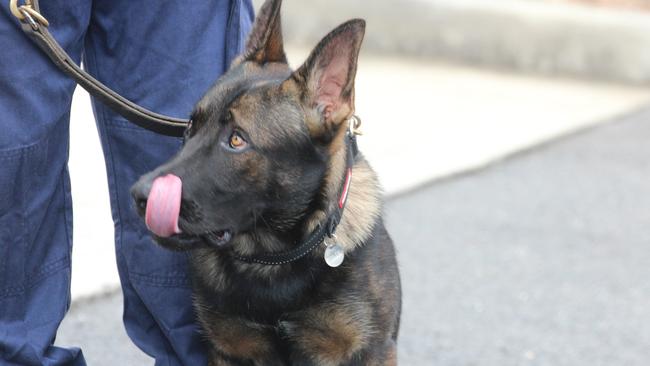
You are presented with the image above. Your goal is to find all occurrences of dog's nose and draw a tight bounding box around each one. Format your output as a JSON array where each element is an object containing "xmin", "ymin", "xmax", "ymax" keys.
[{"xmin": 131, "ymin": 178, "xmax": 153, "ymax": 215}]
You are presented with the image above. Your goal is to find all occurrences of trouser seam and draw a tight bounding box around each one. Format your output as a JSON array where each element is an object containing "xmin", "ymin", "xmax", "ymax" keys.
[
  {"xmin": 128, "ymin": 273, "xmax": 191, "ymax": 287},
  {"xmin": 61, "ymin": 162, "xmax": 73, "ymax": 310},
  {"xmin": 0, "ymin": 256, "xmax": 69, "ymax": 298}
]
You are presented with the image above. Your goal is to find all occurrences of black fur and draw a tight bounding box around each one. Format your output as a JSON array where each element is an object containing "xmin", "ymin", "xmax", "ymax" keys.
[{"xmin": 131, "ymin": 1, "xmax": 401, "ymax": 364}]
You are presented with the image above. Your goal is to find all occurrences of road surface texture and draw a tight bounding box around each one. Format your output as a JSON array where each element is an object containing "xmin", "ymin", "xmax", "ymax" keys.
[{"xmin": 58, "ymin": 107, "xmax": 650, "ymax": 365}]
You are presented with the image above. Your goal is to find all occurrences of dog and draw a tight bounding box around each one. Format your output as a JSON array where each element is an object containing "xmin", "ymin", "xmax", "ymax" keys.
[{"xmin": 130, "ymin": 0, "xmax": 401, "ymax": 364}]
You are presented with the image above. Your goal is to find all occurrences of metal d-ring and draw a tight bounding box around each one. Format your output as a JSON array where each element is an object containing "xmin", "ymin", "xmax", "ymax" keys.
[
  {"xmin": 323, "ymin": 233, "xmax": 338, "ymax": 247},
  {"xmin": 348, "ymin": 115, "xmax": 362, "ymax": 136},
  {"xmin": 9, "ymin": 0, "xmax": 49, "ymax": 27}
]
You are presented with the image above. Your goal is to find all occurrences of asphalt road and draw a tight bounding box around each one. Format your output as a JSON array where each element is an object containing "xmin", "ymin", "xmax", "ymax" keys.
[{"xmin": 58, "ymin": 108, "xmax": 650, "ymax": 365}]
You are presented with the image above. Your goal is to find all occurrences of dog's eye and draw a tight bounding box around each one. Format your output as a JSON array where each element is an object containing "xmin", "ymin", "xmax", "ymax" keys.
[{"xmin": 228, "ymin": 131, "xmax": 247, "ymax": 149}]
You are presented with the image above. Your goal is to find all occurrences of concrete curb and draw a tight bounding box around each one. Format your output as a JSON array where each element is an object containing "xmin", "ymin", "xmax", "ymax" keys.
[{"xmin": 262, "ymin": 0, "xmax": 650, "ymax": 84}]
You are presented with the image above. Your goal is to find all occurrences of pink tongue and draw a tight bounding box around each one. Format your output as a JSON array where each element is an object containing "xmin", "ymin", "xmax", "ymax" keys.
[{"xmin": 145, "ymin": 174, "xmax": 183, "ymax": 238}]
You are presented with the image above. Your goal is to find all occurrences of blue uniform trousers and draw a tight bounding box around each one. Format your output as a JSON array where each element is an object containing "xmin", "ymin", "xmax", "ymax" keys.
[{"xmin": 0, "ymin": 1, "xmax": 253, "ymax": 365}]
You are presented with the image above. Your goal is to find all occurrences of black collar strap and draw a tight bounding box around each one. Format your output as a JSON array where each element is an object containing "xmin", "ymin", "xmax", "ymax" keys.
[
  {"xmin": 11, "ymin": 0, "xmax": 189, "ymax": 137},
  {"xmin": 233, "ymin": 130, "xmax": 359, "ymax": 266}
]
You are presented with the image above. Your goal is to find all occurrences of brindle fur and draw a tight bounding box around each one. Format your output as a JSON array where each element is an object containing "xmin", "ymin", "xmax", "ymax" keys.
[{"xmin": 131, "ymin": 0, "xmax": 401, "ymax": 364}]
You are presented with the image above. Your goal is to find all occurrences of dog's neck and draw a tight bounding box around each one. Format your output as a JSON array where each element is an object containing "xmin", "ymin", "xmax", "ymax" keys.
[
  {"xmin": 234, "ymin": 125, "xmax": 382, "ymax": 261},
  {"xmin": 302, "ymin": 126, "xmax": 382, "ymax": 255},
  {"xmin": 191, "ymin": 124, "xmax": 382, "ymax": 287}
]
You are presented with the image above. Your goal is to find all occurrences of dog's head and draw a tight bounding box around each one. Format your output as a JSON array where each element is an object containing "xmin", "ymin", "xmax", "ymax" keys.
[{"xmin": 131, "ymin": 0, "xmax": 365, "ymax": 251}]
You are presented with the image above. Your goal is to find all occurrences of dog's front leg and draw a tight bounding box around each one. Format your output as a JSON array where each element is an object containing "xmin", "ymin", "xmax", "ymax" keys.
[
  {"xmin": 207, "ymin": 348, "xmax": 235, "ymax": 366},
  {"xmin": 200, "ymin": 310, "xmax": 286, "ymax": 365},
  {"xmin": 280, "ymin": 301, "xmax": 377, "ymax": 366},
  {"xmin": 207, "ymin": 347, "xmax": 287, "ymax": 366}
]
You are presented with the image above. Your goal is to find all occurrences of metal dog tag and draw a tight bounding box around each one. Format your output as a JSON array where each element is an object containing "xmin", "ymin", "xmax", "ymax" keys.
[{"xmin": 324, "ymin": 242, "xmax": 345, "ymax": 267}]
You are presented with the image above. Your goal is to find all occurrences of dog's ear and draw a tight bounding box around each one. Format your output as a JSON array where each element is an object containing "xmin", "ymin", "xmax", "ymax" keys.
[
  {"xmin": 243, "ymin": 0, "xmax": 287, "ymax": 64},
  {"xmin": 292, "ymin": 19, "xmax": 365, "ymax": 128}
]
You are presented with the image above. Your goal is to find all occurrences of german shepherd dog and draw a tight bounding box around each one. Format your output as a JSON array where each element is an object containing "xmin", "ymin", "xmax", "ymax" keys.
[{"xmin": 130, "ymin": 0, "xmax": 401, "ymax": 364}]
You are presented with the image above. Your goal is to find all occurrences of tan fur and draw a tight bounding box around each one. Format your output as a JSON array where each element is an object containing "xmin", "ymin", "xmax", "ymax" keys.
[
  {"xmin": 192, "ymin": 249, "xmax": 230, "ymax": 292},
  {"xmin": 334, "ymin": 157, "xmax": 382, "ymax": 252},
  {"xmin": 384, "ymin": 342, "xmax": 398, "ymax": 366},
  {"xmin": 199, "ymin": 311, "xmax": 276, "ymax": 360},
  {"xmin": 304, "ymin": 124, "xmax": 383, "ymax": 254},
  {"xmin": 232, "ymin": 87, "xmax": 306, "ymax": 150},
  {"xmin": 282, "ymin": 299, "xmax": 376, "ymax": 365}
]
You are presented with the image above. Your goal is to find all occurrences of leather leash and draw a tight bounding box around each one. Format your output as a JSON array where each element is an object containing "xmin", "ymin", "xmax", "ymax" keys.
[{"xmin": 9, "ymin": 0, "xmax": 189, "ymax": 137}]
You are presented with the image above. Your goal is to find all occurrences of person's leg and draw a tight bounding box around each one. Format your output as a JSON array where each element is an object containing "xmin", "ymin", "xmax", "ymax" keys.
[
  {"xmin": 83, "ymin": 1, "xmax": 253, "ymax": 364},
  {"xmin": 0, "ymin": 2, "xmax": 92, "ymax": 365}
]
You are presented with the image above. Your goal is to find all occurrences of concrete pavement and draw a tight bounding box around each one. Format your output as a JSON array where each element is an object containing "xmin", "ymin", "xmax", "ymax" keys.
[
  {"xmin": 266, "ymin": 0, "xmax": 650, "ymax": 84},
  {"xmin": 58, "ymin": 105, "xmax": 650, "ymax": 365}
]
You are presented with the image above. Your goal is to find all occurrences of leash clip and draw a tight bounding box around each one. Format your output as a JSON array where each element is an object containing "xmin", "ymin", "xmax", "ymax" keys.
[{"xmin": 10, "ymin": 0, "xmax": 49, "ymax": 29}]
